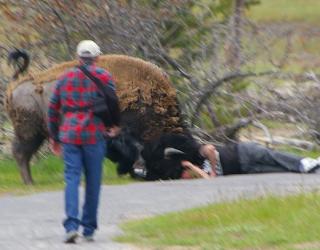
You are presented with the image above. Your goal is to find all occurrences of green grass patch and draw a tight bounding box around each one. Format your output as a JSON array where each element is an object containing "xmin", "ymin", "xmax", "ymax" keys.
[
  {"xmin": 117, "ymin": 193, "xmax": 320, "ymax": 249},
  {"xmin": 243, "ymin": 0, "xmax": 320, "ymax": 73},
  {"xmin": 248, "ymin": 0, "xmax": 320, "ymax": 24},
  {"xmin": 258, "ymin": 119, "xmax": 300, "ymax": 130},
  {"xmin": 275, "ymin": 145, "xmax": 320, "ymax": 159},
  {"xmin": 0, "ymin": 155, "xmax": 135, "ymax": 195}
]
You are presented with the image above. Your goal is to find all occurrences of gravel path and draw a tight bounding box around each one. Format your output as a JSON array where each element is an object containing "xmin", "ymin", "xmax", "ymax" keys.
[{"xmin": 0, "ymin": 173, "xmax": 319, "ymax": 250}]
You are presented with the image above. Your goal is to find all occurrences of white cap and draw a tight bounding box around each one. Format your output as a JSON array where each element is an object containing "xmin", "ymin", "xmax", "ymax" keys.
[{"xmin": 76, "ymin": 40, "xmax": 101, "ymax": 58}]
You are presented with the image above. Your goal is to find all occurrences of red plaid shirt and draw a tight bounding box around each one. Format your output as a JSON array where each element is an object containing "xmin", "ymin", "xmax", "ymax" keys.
[{"xmin": 48, "ymin": 63, "xmax": 115, "ymax": 144}]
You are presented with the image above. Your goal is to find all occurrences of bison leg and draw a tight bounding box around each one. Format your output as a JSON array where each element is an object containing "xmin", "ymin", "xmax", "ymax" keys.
[{"xmin": 12, "ymin": 134, "xmax": 45, "ymax": 185}]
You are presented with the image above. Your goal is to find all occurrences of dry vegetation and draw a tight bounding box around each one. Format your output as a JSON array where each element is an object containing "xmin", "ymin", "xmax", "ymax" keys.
[{"xmin": 1, "ymin": 0, "xmax": 320, "ymax": 153}]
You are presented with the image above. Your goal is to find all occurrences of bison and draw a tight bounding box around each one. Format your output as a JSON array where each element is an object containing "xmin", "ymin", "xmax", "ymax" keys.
[
  {"xmin": 6, "ymin": 50, "xmax": 187, "ymax": 184},
  {"xmin": 106, "ymin": 130, "xmax": 210, "ymax": 181}
]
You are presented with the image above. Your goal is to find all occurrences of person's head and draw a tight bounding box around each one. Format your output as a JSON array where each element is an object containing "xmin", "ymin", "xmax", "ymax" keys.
[{"xmin": 76, "ymin": 40, "xmax": 101, "ymax": 64}]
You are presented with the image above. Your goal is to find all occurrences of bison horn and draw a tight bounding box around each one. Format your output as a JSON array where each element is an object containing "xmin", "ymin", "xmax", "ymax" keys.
[{"xmin": 164, "ymin": 147, "xmax": 185, "ymax": 159}]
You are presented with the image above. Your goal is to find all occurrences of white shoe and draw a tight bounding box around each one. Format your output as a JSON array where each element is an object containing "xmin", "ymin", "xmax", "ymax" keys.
[
  {"xmin": 83, "ymin": 234, "xmax": 94, "ymax": 242},
  {"xmin": 64, "ymin": 231, "xmax": 78, "ymax": 243},
  {"xmin": 300, "ymin": 158, "xmax": 320, "ymax": 173}
]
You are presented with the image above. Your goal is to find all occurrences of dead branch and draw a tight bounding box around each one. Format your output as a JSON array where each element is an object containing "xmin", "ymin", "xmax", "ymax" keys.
[
  {"xmin": 252, "ymin": 120, "xmax": 274, "ymax": 145},
  {"xmin": 223, "ymin": 117, "xmax": 253, "ymax": 140},
  {"xmin": 49, "ymin": 1, "xmax": 73, "ymax": 58},
  {"xmin": 255, "ymin": 136, "xmax": 315, "ymax": 151},
  {"xmin": 191, "ymin": 70, "xmax": 276, "ymax": 124}
]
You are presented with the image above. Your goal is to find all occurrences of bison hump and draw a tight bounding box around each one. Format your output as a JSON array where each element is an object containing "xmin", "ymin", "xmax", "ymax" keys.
[{"xmin": 6, "ymin": 55, "xmax": 186, "ymax": 141}]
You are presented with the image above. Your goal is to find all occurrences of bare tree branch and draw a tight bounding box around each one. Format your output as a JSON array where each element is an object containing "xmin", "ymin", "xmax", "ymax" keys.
[{"xmin": 191, "ymin": 70, "xmax": 277, "ymax": 123}]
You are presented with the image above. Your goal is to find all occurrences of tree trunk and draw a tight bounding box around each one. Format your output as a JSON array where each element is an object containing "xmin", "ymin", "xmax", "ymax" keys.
[{"xmin": 227, "ymin": 0, "xmax": 245, "ymax": 70}]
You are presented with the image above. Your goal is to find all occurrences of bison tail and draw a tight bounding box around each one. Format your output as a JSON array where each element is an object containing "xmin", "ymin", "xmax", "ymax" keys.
[{"xmin": 8, "ymin": 49, "xmax": 30, "ymax": 80}]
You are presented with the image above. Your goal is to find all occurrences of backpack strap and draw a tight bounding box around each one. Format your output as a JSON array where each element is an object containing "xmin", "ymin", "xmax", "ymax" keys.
[
  {"xmin": 77, "ymin": 65, "xmax": 121, "ymax": 126},
  {"xmin": 78, "ymin": 65, "xmax": 106, "ymax": 96}
]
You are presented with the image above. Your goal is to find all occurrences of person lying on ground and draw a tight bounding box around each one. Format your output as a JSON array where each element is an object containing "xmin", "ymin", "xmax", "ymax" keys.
[{"xmin": 135, "ymin": 133, "xmax": 320, "ymax": 180}]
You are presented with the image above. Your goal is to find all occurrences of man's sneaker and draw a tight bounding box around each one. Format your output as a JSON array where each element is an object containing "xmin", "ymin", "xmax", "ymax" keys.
[
  {"xmin": 83, "ymin": 234, "xmax": 94, "ymax": 242},
  {"xmin": 300, "ymin": 158, "xmax": 320, "ymax": 173},
  {"xmin": 64, "ymin": 230, "xmax": 78, "ymax": 244}
]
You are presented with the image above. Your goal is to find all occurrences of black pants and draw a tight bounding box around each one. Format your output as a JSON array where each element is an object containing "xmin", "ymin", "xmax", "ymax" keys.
[{"xmin": 237, "ymin": 142, "xmax": 302, "ymax": 174}]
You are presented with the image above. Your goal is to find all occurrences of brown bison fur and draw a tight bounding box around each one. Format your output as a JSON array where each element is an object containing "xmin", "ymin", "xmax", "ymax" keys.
[{"xmin": 6, "ymin": 54, "xmax": 186, "ymax": 184}]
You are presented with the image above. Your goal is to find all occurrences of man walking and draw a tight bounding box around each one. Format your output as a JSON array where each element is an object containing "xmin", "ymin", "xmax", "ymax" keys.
[{"xmin": 48, "ymin": 40, "xmax": 120, "ymax": 243}]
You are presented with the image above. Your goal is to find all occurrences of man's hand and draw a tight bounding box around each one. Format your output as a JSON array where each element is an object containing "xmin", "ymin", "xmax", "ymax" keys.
[
  {"xmin": 181, "ymin": 160, "xmax": 211, "ymax": 179},
  {"xmin": 49, "ymin": 139, "xmax": 61, "ymax": 156},
  {"xmin": 209, "ymin": 171, "xmax": 217, "ymax": 178},
  {"xmin": 181, "ymin": 160, "xmax": 194, "ymax": 169},
  {"xmin": 105, "ymin": 126, "xmax": 121, "ymax": 138}
]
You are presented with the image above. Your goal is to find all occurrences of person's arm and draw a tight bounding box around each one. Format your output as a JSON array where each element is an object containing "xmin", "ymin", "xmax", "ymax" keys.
[
  {"xmin": 199, "ymin": 144, "xmax": 217, "ymax": 177},
  {"xmin": 181, "ymin": 160, "xmax": 210, "ymax": 179}
]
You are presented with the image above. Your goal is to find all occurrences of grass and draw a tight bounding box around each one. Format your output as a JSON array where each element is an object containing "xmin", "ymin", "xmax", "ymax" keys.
[
  {"xmin": 276, "ymin": 146, "xmax": 320, "ymax": 159},
  {"xmin": 247, "ymin": 0, "xmax": 320, "ymax": 24},
  {"xmin": 243, "ymin": 0, "xmax": 320, "ymax": 73},
  {"xmin": 117, "ymin": 192, "xmax": 320, "ymax": 250},
  {"xmin": 244, "ymin": 35, "xmax": 320, "ymax": 73},
  {"xmin": 0, "ymin": 155, "xmax": 136, "ymax": 195}
]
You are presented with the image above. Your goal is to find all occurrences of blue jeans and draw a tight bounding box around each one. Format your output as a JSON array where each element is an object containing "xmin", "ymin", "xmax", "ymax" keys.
[
  {"xmin": 238, "ymin": 142, "xmax": 302, "ymax": 173},
  {"xmin": 62, "ymin": 140, "xmax": 106, "ymax": 236}
]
